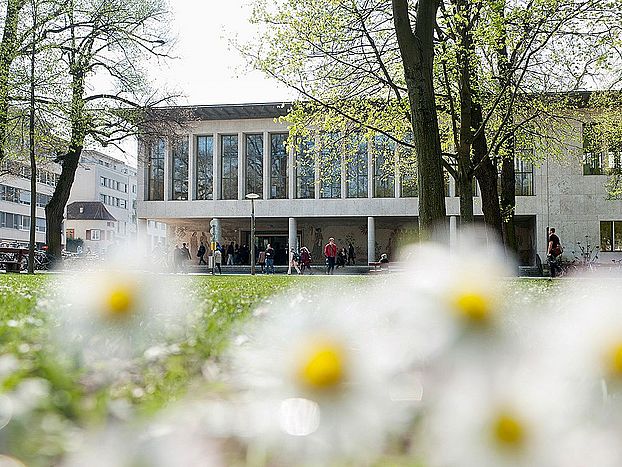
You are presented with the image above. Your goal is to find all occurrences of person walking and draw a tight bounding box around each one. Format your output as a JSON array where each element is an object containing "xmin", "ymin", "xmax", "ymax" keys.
[
  {"xmin": 300, "ymin": 246, "xmax": 312, "ymax": 275},
  {"xmin": 288, "ymin": 248, "xmax": 301, "ymax": 275},
  {"xmin": 214, "ymin": 248, "xmax": 222, "ymax": 274},
  {"xmin": 258, "ymin": 248, "xmax": 266, "ymax": 274},
  {"xmin": 226, "ymin": 242, "xmax": 234, "ymax": 265},
  {"xmin": 347, "ymin": 243, "xmax": 355, "ymax": 265},
  {"xmin": 265, "ymin": 243, "xmax": 275, "ymax": 274},
  {"xmin": 172, "ymin": 245, "xmax": 181, "ymax": 273},
  {"xmin": 324, "ymin": 237, "xmax": 338, "ymax": 275},
  {"xmin": 180, "ymin": 243, "xmax": 191, "ymax": 273},
  {"xmin": 547, "ymin": 227, "xmax": 563, "ymax": 278},
  {"xmin": 197, "ymin": 241, "xmax": 207, "ymax": 265}
]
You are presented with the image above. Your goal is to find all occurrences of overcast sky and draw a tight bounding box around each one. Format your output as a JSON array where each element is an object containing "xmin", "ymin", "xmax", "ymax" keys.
[{"xmin": 159, "ymin": 0, "xmax": 294, "ymax": 105}]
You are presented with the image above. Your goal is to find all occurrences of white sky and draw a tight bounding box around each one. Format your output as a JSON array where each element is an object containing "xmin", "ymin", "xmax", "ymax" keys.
[
  {"xmin": 159, "ymin": 0, "xmax": 294, "ymax": 105},
  {"xmin": 101, "ymin": 0, "xmax": 294, "ymax": 163}
]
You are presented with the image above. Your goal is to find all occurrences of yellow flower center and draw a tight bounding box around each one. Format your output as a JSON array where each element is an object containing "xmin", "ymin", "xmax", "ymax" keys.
[
  {"xmin": 605, "ymin": 342, "xmax": 622, "ymax": 377},
  {"xmin": 492, "ymin": 412, "xmax": 526, "ymax": 449},
  {"xmin": 297, "ymin": 341, "xmax": 346, "ymax": 391},
  {"xmin": 453, "ymin": 291, "xmax": 492, "ymax": 323},
  {"xmin": 102, "ymin": 283, "xmax": 137, "ymax": 319}
]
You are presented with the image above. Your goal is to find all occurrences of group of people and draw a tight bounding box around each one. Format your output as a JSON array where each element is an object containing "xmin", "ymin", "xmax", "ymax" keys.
[{"xmin": 153, "ymin": 237, "xmax": 365, "ymax": 275}]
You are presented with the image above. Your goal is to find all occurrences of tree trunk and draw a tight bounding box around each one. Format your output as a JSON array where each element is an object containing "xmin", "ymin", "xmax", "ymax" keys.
[
  {"xmin": 392, "ymin": 0, "xmax": 446, "ymax": 240},
  {"xmin": 501, "ymin": 147, "xmax": 518, "ymax": 253},
  {"xmin": 457, "ymin": 165, "xmax": 474, "ymax": 225},
  {"xmin": 472, "ymin": 102, "xmax": 503, "ymax": 242},
  {"xmin": 45, "ymin": 70, "xmax": 86, "ymax": 265},
  {"xmin": 0, "ymin": 0, "xmax": 28, "ymax": 161}
]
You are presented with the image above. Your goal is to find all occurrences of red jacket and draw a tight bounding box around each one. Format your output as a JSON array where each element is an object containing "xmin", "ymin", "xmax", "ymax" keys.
[{"xmin": 324, "ymin": 243, "xmax": 337, "ymax": 258}]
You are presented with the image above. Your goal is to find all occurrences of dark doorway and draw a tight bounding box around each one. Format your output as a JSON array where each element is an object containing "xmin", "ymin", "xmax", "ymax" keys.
[
  {"xmin": 515, "ymin": 216, "xmax": 536, "ymax": 266},
  {"xmin": 243, "ymin": 231, "xmax": 301, "ymax": 265}
]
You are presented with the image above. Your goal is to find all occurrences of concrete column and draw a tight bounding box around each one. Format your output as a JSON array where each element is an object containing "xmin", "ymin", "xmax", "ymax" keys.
[
  {"xmin": 288, "ymin": 142, "xmax": 295, "ymax": 199},
  {"xmin": 238, "ymin": 132, "xmax": 245, "ymax": 200},
  {"xmin": 394, "ymin": 149, "xmax": 401, "ymax": 198},
  {"xmin": 210, "ymin": 218, "xmax": 222, "ymax": 245},
  {"xmin": 213, "ymin": 133, "xmax": 221, "ymax": 200},
  {"xmin": 341, "ymin": 152, "xmax": 347, "ymax": 199},
  {"xmin": 450, "ymin": 215, "xmax": 458, "ymax": 249},
  {"xmin": 188, "ymin": 134, "xmax": 196, "ymax": 200},
  {"xmin": 263, "ymin": 131, "xmax": 270, "ymax": 199},
  {"xmin": 368, "ymin": 140, "xmax": 374, "ymax": 199},
  {"xmin": 137, "ymin": 218, "xmax": 149, "ymax": 252},
  {"xmin": 367, "ymin": 216, "xmax": 375, "ymax": 263},
  {"xmin": 163, "ymin": 138, "xmax": 171, "ymax": 201},
  {"xmin": 288, "ymin": 217, "xmax": 298, "ymax": 251}
]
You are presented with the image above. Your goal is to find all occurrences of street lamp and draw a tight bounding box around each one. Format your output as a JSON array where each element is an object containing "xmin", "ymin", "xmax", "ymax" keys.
[{"xmin": 246, "ymin": 193, "xmax": 260, "ymax": 275}]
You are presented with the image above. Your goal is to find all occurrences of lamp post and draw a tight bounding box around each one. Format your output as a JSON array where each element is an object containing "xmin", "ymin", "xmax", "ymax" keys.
[{"xmin": 246, "ymin": 193, "xmax": 260, "ymax": 275}]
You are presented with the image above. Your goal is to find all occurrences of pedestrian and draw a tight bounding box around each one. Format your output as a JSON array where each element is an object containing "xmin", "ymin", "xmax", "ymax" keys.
[
  {"xmin": 214, "ymin": 248, "xmax": 222, "ymax": 274},
  {"xmin": 547, "ymin": 227, "xmax": 563, "ymax": 278},
  {"xmin": 324, "ymin": 237, "xmax": 338, "ymax": 275},
  {"xmin": 226, "ymin": 242, "xmax": 234, "ymax": 265},
  {"xmin": 379, "ymin": 253, "xmax": 389, "ymax": 269},
  {"xmin": 265, "ymin": 243, "xmax": 275, "ymax": 274},
  {"xmin": 197, "ymin": 241, "xmax": 207, "ymax": 265},
  {"xmin": 347, "ymin": 243, "xmax": 355, "ymax": 265},
  {"xmin": 181, "ymin": 242, "xmax": 191, "ymax": 273},
  {"xmin": 258, "ymin": 248, "xmax": 266, "ymax": 274},
  {"xmin": 234, "ymin": 243, "xmax": 240, "ymax": 265},
  {"xmin": 288, "ymin": 248, "xmax": 301, "ymax": 275},
  {"xmin": 300, "ymin": 246, "xmax": 312, "ymax": 275},
  {"xmin": 172, "ymin": 245, "xmax": 181, "ymax": 273},
  {"xmin": 337, "ymin": 247, "xmax": 347, "ymax": 268}
]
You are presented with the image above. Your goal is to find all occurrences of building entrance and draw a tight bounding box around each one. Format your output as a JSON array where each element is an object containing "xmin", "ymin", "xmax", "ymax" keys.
[{"xmin": 243, "ymin": 232, "xmax": 301, "ymax": 265}]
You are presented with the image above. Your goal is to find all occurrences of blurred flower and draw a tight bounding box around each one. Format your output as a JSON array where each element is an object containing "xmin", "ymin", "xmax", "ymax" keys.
[
  {"xmin": 424, "ymin": 364, "xmax": 577, "ymax": 467},
  {"xmin": 230, "ymin": 294, "xmax": 416, "ymax": 463},
  {"xmin": 45, "ymin": 246, "xmax": 193, "ymax": 364}
]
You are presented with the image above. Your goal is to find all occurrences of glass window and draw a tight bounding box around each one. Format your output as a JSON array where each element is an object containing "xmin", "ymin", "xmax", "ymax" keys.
[
  {"xmin": 148, "ymin": 139, "xmax": 165, "ymax": 200},
  {"xmin": 196, "ymin": 135, "xmax": 214, "ymax": 200},
  {"xmin": 172, "ymin": 136, "xmax": 189, "ymax": 200},
  {"xmin": 373, "ymin": 135, "xmax": 395, "ymax": 198},
  {"xmin": 347, "ymin": 135, "xmax": 368, "ymax": 198},
  {"xmin": 601, "ymin": 221, "xmax": 613, "ymax": 252},
  {"xmin": 296, "ymin": 138, "xmax": 315, "ymax": 199},
  {"xmin": 583, "ymin": 123, "xmax": 605, "ymax": 175},
  {"xmin": 246, "ymin": 134, "xmax": 263, "ymax": 197},
  {"xmin": 616, "ymin": 221, "xmax": 622, "ymax": 251},
  {"xmin": 221, "ymin": 135, "xmax": 239, "ymax": 200},
  {"xmin": 515, "ymin": 152, "xmax": 534, "ymax": 196},
  {"xmin": 398, "ymin": 142, "xmax": 418, "ymax": 198},
  {"xmin": 319, "ymin": 133, "xmax": 341, "ymax": 199},
  {"xmin": 36, "ymin": 218, "xmax": 45, "ymax": 233},
  {"xmin": 270, "ymin": 133, "xmax": 288, "ymax": 199}
]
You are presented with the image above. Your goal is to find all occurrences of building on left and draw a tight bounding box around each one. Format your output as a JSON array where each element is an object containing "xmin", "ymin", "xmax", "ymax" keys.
[{"xmin": 0, "ymin": 159, "xmax": 59, "ymax": 247}]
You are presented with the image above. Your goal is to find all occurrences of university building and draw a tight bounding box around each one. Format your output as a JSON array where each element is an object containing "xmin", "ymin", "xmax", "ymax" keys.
[{"xmin": 136, "ymin": 103, "xmax": 622, "ymax": 267}]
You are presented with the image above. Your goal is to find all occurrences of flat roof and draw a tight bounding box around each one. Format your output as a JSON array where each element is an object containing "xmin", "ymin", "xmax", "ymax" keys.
[{"xmin": 148, "ymin": 102, "xmax": 293, "ymax": 122}]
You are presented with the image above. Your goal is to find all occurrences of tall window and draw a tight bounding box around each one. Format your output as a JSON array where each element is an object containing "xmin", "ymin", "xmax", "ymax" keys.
[
  {"xmin": 221, "ymin": 135, "xmax": 239, "ymax": 200},
  {"xmin": 246, "ymin": 134, "xmax": 263, "ymax": 197},
  {"xmin": 373, "ymin": 135, "xmax": 395, "ymax": 198},
  {"xmin": 600, "ymin": 221, "xmax": 622, "ymax": 251},
  {"xmin": 296, "ymin": 139, "xmax": 315, "ymax": 199},
  {"xmin": 320, "ymin": 133, "xmax": 341, "ymax": 199},
  {"xmin": 147, "ymin": 138, "xmax": 165, "ymax": 200},
  {"xmin": 583, "ymin": 123, "xmax": 605, "ymax": 175},
  {"xmin": 172, "ymin": 136, "xmax": 189, "ymax": 200},
  {"xmin": 347, "ymin": 135, "xmax": 368, "ymax": 198},
  {"xmin": 196, "ymin": 135, "xmax": 214, "ymax": 200},
  {"xmin": 398, "ymin": 142, "xmax": 418, "ymax": 197},
  {"xmin": 270, "ymin": 133, "xmax": 288, "ymax": 199},
  {"xmin": 515, "ymin": 151, "xmax": 535, "ymax": 196}
]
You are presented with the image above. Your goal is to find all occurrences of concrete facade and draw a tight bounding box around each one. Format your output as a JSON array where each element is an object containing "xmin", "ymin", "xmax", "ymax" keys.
[
  {"xmin": 136, "ymin": 103, "xmax": 622, "ymax": 266},
  {"xmin": 68, "ymin": 150, "xmax": 138, "ymax": 244}
]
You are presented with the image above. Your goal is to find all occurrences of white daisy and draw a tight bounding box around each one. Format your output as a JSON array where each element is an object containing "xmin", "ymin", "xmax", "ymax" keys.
[
  {"xmin": 229, "ymin": 293, "xmax": 416, "ymax": 464},
  {"xmin": 46, "ymin": 247, "xmax": 193, "ymax": 364}
]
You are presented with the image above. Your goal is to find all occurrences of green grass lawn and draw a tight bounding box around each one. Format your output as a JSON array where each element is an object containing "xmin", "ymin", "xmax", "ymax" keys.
[{"xmin": 0, "ymin": 274, "xmax": 554, "ymax": 465}]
